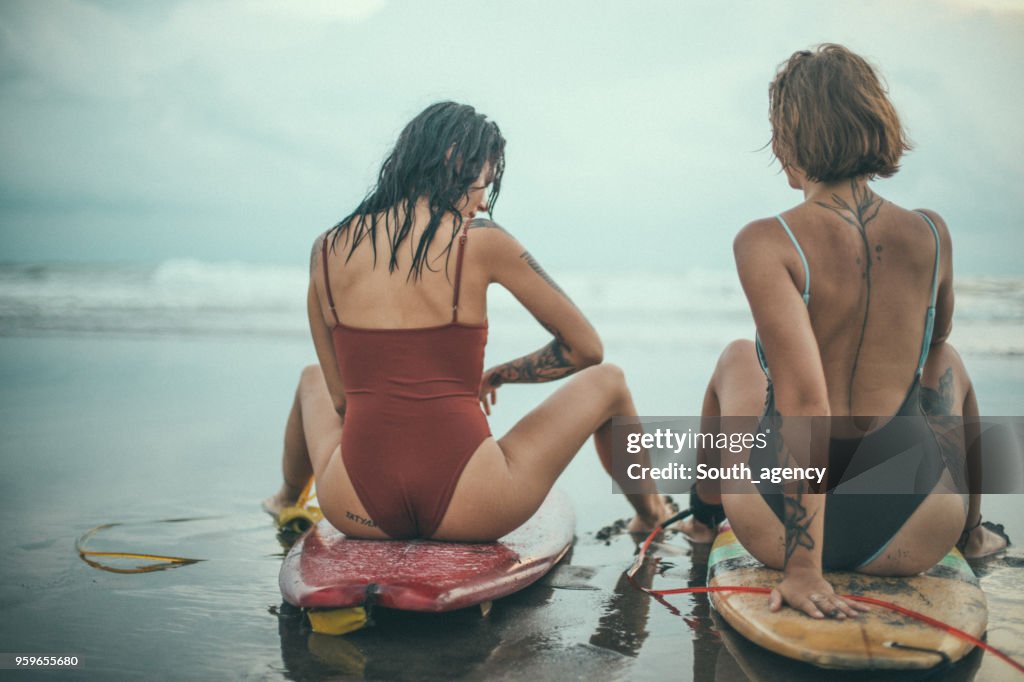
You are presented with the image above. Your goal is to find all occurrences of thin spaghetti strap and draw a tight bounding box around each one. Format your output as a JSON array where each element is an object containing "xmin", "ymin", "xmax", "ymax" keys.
[
  {"xmin": 321, "ymin": 233, "xmax": 341, "ymax": 327},
  {"xmin": 451, "ymin": 226, "xmax": 469, "ymax": 323},
  {"xmin": 914, "ymin": 211, "xmax": 942, "ymax": 376},
  {"xmin": 756, "ymin": 215, "xmax": 811, "ymax": 378},
  {"xmin": 776, "ymin": 214, "xmax": 810, "ymax": 304}
]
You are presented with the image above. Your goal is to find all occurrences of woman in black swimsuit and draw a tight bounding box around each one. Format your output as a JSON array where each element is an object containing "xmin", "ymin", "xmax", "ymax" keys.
[{"xmin": 682, "ymin": 44, "xmax": 1007, "ymax": 620}]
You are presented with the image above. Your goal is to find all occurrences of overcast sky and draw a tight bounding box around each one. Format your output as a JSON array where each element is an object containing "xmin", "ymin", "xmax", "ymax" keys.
[{"xmin": 0, "ymin": 0, "xmax": 1021, "ymax": 274}]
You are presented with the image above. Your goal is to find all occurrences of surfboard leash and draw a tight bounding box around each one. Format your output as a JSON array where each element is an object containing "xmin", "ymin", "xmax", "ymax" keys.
[
  {"xmin": 627, "ymin": 520, "xmax": 1024, "ymax": 676},
  {"xmin": 76, "ymin": 521, "xmax": 206, "ymax": 574}
]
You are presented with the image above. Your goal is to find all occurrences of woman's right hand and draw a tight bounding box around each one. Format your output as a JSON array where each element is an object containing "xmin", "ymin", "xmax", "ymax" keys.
[
  {"xmin": 769, "ymin": 568, "xmax": 867, "ymax": 619},
  {"xmin": 479, "ymin": 367, "xmax": 503, "ymax": 415}
]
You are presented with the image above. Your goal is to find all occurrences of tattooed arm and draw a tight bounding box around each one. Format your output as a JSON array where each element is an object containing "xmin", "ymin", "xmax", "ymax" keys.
[
  {"xmin": 469, "ymin": 219, "xmax": 602, "ymax": 413},
  {"xmin": 735, "ymin": 222, "xmax": 863, "ymax": 619}
]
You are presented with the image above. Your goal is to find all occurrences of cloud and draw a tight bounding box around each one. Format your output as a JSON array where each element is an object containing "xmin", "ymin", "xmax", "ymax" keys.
[{"xmin": 941, "ymin": 0, "xmax": 1024, "ymax": 14}]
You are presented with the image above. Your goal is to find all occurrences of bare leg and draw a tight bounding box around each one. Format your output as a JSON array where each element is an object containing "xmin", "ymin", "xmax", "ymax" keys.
[
  {"xmin": 679, "ymin": 340, "xmax": 766, "ymax": 542},
  {"xmin": 922, "ymin": 343, "xmax": 1009, "ymax": 558},
  {"xmin": 722, "ymin": 340, "xmax": 977, "ymax": 575},
  {"xmin": 265, "ymin": 363, "xmax": 670, "ymax": 541},
  {"xmin": 433, "ymin": 363, "xmax": 673, "ymax": 541},
  {"xmin": 263, "ymin": 365, "xmax": 346, "ymax": 518}
]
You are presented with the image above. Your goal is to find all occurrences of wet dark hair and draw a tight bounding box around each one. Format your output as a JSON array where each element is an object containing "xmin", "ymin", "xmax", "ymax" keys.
[
  {"xmin": 769, "ymin": 44, "xmax": 911, "ymax": 182},
  {"xmin": 330, "ymin": 101, "xmax": 506, "ymax": 279}
]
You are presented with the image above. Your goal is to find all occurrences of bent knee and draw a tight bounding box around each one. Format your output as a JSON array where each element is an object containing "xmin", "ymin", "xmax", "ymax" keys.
[
  {"xmin": 712, "ymin": 339, "xmax": 762, "ymax": 389},
  {"xmin": 923, "ymin": 342, "xmax": 966, "ymax": 377},
  {"xmin": 298, "ymin": 363, "xmax": 325, "ymax": 392},
  {"xmin": 585, "ymin": 362, "xmax": 627, "ymax": 392},
  {"xmin": 718, "ymin": 339, "xmax": 756, "ymax": 369},
  {"xmin": 921, "ymin": 342, "xmax": 970, "ymax": 400}
]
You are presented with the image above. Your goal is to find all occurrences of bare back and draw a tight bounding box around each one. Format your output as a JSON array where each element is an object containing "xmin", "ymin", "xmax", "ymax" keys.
[
  {"xmin": 737, "ymin": 183, "xmax": 953, "ymax": 427},
  {"xmin": 314, "ymin": 212, "xmax": 488, "ymax": 331}
]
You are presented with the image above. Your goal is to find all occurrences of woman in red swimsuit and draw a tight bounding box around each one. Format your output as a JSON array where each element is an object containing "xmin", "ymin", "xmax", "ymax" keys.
[{"xmin": 264, "ymin": 101, "xmax": 673, "ymax": 540}]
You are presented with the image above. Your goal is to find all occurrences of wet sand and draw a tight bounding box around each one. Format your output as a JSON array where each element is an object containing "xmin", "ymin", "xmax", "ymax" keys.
[{"xmin": 0, "ymin": 333, "xmax": 1021, "ymax": 680}]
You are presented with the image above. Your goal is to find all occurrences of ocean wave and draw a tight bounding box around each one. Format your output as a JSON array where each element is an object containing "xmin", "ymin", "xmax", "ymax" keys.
[{"xmin": 0, "ymin": 261, "xmax": 1021, "ymax": 354}]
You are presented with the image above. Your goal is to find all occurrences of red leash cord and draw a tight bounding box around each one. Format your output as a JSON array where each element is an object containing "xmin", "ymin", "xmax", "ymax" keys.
[{"xmin": 627, "ymin": 526, "xmax": 1024, "ymax": 676}]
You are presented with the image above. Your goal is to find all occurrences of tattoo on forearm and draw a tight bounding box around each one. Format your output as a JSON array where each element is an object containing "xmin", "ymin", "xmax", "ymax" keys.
[
  {"xmin": 345, "ymin": 511, "xmax": 376, "ymax": 528},
  {"xmin": 815, "ymin": 180, "xmax": 884, "ymax": 410},
  {"xmin": 782, "ymin": 488, "xmax": 817, "ymax": 566},
  {"xmin": 495, "ymin": 339, "xmax": 575, "ymax": 383}
]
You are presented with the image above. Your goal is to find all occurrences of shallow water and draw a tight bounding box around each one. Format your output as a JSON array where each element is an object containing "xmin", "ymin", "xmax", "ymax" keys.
[{"xmin": 1, "ymin": 327, "xmax": 1022, "ymax": 680}]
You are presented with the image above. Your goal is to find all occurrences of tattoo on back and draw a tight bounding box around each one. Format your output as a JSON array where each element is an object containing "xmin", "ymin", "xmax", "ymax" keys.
[
  {"xmin": 815, "ymin": 181, "xmax": 884, "ymax": 410},
  {"xmin": 782, "ymin": 487, "xmax": 817, "ymax": 566}
]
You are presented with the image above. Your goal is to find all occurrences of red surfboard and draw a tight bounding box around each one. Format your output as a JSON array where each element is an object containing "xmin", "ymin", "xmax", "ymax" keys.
[{"xmin": 279, "ymin": 488, "xmax": 574, "ymax": 615}]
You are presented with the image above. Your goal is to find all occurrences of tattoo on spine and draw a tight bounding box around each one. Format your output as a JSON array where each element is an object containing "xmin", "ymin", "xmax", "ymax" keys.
[
  {"xmin": 782, "ymin": 487, "xmax": 817, "ymax": 566},
  {"xmin": 345, "ymin": 511, "xmax": 376, "ymax": 528},
  {"xmin": 815, "ymin": 181, "xmax": 883, "ymax": 409}
]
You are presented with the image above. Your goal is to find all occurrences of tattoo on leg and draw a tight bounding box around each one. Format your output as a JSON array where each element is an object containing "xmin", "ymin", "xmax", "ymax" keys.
[
  {"xmin": 782, "ymin": 488, "xmax": 817, "ymax": 566},
  {"xmin": 815, "ymin": 181, "xmax": 884, "ymax": 409},
  {"xmin": 922, "ymin": 367, "xmax": 968, "ymax": 491},
  {"xmin": 921, "ymin": 367, "xmax": 954, "ymax": 417},
  {"xmin": 345, "ymin": 511, "xmax": 377, "ymax": 528}
]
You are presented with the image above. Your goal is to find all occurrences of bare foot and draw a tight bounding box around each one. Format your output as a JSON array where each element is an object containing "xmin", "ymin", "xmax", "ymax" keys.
[
  {"xmin": 627, "ymin": 495, "xmax": 678, "ymax": 535},
  {"xmin": 675, "ymin": 515, "xmax": 717, "ymax": 544},
  {"xmin": 963, "ymin": 522, "xmax": 1010, "ymax": 559},
  {"xmin": 261, "ymin": 487, "xmax": 299, "ymax": 519}
]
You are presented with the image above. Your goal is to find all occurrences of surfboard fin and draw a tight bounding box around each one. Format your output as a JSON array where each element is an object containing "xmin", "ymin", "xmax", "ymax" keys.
[{"xmin": 307, "ymin": 607, "xmax": 368, "ymax": 636}]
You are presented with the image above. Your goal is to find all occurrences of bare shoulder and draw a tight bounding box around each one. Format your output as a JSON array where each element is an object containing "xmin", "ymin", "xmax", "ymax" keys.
[
  {"xmin": 910, "ymin": 207, "xmax": 952, "ymax": 242},
  {"xmin": 733, "ymin": 216, "xmax": 789, "ymax": 259},
  {"xmin": 309, "ymin": 229, "xmax": 332, "ymax": 277},
  {"xmin": 466, "ymin": 218, "xmax": 522, "ymax": 257},
  {"xmin": 467, "ymin": 217, "xmax": 513, "ymax": 241},
  {"xmin": 466, "ymin": 217, "xmax": 509, "ymax": 233}
]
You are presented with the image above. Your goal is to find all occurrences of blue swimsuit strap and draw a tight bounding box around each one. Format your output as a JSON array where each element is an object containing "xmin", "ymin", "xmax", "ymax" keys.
[
  {"xmin": 756, "ymin": 212, "xmax": 942, "ymax": 378},
  {"xmin": 914, "ymin": 211, "xmax": 942, "ymax": 377},
  {"xmin": 756, "ymin": 214, "xmax": 810, "ymax": 374}
]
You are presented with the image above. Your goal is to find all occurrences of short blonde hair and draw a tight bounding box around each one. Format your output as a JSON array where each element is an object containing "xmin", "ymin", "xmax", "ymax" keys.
[{"xmin": 769, "ymin": 44, "xmax": 911, "ymax": 182}]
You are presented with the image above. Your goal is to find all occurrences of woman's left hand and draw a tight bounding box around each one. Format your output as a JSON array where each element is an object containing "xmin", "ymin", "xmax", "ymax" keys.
[
  {"xmin": 479, "ymin": 367, "xmax": 503, "ymax": 415},
  {"xmin": 769, "ymin": 569, "xmax": 867, "ymax": 619}
]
